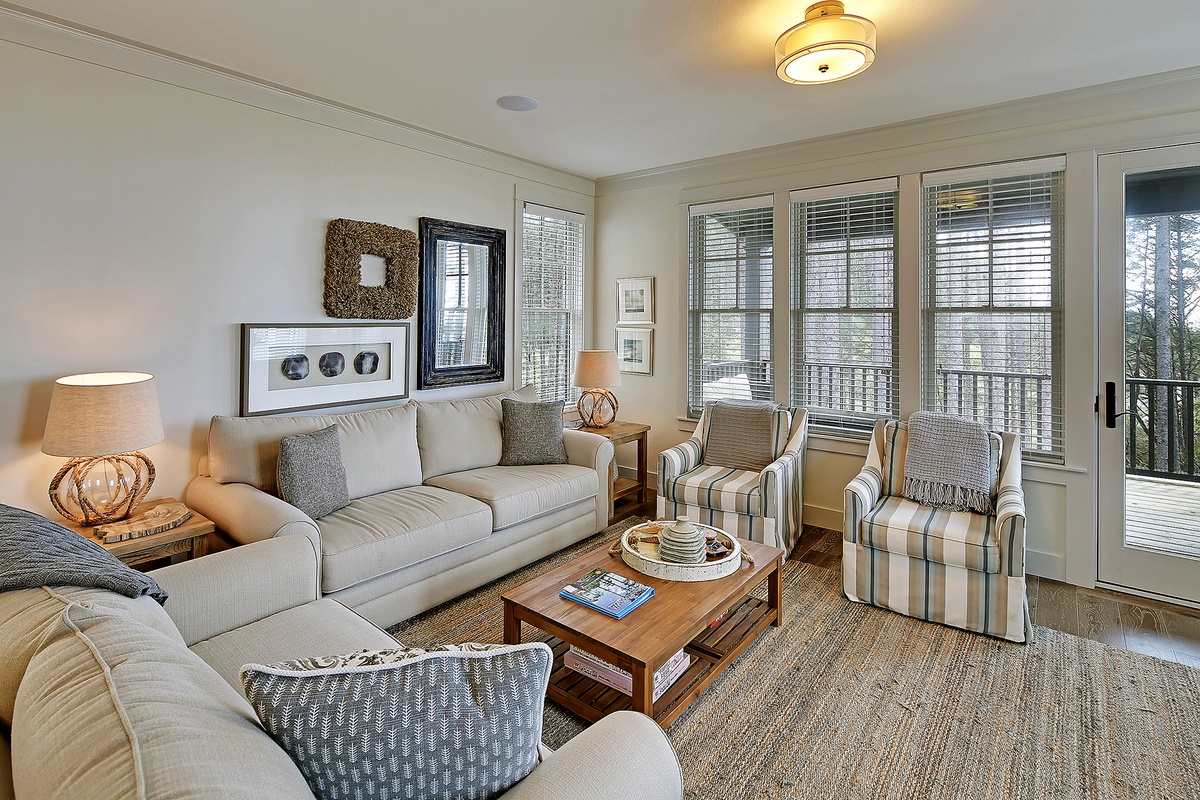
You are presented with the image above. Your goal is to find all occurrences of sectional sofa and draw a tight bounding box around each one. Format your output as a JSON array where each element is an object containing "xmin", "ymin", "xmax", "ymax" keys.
[
  {"xmin": 0, "ymin": 534, "xmax": 682, "ymax": 800},
  {"xmin": 186, "ymin": 386, "xmax": 614, "ymax": 627}
]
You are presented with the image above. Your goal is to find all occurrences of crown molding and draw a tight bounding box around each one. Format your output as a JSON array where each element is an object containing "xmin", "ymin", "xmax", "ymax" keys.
[
  {"xmin": 596, "ymin": 66, "xmax": 1200, "ymax": 196},
  {"xmin": 0, "ymin": 2, "xmax": 596, "ymax": 197}
]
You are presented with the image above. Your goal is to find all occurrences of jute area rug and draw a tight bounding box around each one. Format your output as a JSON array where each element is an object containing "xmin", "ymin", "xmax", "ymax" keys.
[{"xmin": 390, "ymin": 521, "xmax": 1200, "ymax": 800}]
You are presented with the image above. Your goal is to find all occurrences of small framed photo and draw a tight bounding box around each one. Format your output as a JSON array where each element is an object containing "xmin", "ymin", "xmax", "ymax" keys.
[
  {"xmin": 241, "ymin": 322, "xmax": 409, "ymax": 416},
  {"xmin": 616, "ymin": 277, "xmax": 654, "ymax": 324},
  {"xmin": 616, "ymin": 327, "xmax": 653, "ymax": 375}
]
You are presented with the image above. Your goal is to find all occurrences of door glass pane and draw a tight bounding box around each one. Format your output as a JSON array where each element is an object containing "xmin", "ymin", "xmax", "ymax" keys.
[{"xmin": 1123, "ymin": 165, "xmax": 1200, "ymax": 559}]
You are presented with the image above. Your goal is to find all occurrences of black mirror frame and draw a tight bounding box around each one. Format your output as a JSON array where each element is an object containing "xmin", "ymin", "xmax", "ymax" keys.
[{"xmin": 417, "ymin": 217, "xmax": 506, "ymax": 389}]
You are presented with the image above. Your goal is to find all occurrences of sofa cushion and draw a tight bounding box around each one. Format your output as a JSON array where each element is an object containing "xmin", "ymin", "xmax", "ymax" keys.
[
  {"xmin": 416, "ymin": 384, "xmax": 537, "ymax": 480},
  {"xmin": 316, "ymin": 487, "xmax": 492, "ymax": 593},
  {"xmin": 190, "ymin": 598, "xmax": 397, "ymax": 696},
  {"xmin": 860, "ymin": 495, "xmax": 999, "ymax": 573},
  {"xmin": 660, "ymin": 464, "xmax": 763, "ymax": 516},
  {"xmin": 208, "ymin": 402, "xmax": 420, "ymax": 499},
  {"xmin": 500, "ymin": 399, "xmax": 568, "ymax": 466},
  {"xmin": 701, "ymin": 401, "xmax": 787, "ymax": 472},
  {"xmin": 242, "ymin": 642, "xmax": 551, "ymax": 800},
  {"xmin": 10, "ymin": 599, "xmax": 314, "ymax": 800},
  {"xmin": 425, "ymin": 464, "xmax": 598, "ymax": 530},
  {"xmin": 277, "ymin": 425, "xmax": 350, "ymax": 520},
  {"xmin": 0, "ymin": 586, "xmax": 183, "ymax": 729}
]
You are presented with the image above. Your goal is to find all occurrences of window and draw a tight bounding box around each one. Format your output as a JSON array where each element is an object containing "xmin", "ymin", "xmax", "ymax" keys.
[
  {"xmin": 790, "ymin": 178, "xmax": 898, "ymax": 430},
  {"xmin": 520, "ymin": 203, "xmax": 585, "ymax": 402},
  {"xmin": 687, "ymin": 196, "xmax": 774, "ymax": 415},
  {"xmin": 921, "ymin": 157, "xmax": 1065, "ymax": 459}
]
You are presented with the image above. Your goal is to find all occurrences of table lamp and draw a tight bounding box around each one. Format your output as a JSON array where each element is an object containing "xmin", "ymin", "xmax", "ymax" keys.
[
  {"xmin": 41, "ymin": 372, "xmax": 164, "ymax": 525},
  {"xmin": 572, "ymin": 350, "xmax": 621, "ymax": 428}
]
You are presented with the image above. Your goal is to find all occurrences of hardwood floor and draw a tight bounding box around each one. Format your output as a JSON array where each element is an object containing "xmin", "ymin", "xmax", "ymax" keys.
[{"xmin": 795, "ymin": 525, "xmax": 1200, "ymax": 669}]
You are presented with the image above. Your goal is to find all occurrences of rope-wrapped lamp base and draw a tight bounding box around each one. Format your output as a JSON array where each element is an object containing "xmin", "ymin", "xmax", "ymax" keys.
[
  {"xmin": 577, "ymin": 388, "xmax": 618, "ymax": 428},
  {"xmin": 48, "ymin": 451, "xmax": 155, "ymax": 525}
]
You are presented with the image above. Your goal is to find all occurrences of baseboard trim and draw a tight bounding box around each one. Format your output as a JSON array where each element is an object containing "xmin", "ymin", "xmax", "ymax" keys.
[
  {"xmin": 803, "ymin": 505, "xmax": 843, "ymax": 532},
  {"xmin": 1026, "ymin": 549, "xmax": 1066, "ymax": 581}
]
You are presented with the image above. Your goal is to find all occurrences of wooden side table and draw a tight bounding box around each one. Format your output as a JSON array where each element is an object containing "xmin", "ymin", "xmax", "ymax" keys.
[
  {"xmin": 60, "ymin": 497, "xmax": 214, "ymax": 569},
  {"xmin": 577, "ymin": 421, "xmax": 652, "ymax": 526}
]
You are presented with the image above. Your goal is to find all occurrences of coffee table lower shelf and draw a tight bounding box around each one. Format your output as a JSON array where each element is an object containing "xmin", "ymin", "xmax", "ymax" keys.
[{"xmin": 544, "ymin": 595, "xmax": 773, "ymax": 728}]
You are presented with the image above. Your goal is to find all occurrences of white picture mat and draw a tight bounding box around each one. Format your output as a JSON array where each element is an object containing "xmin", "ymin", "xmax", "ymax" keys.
[{"xmin": 242, "ymin": 323, "xmax": 409, "ymax": 415}]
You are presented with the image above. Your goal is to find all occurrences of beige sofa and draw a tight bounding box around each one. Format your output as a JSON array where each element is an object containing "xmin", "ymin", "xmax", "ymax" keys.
[
  {"xmin": 186, "ymin": 386, "xmax": 613, "ymax": 627},
  {"xmin": 0, "ymin": 536, "xmax": 682, "ymax": 800}
]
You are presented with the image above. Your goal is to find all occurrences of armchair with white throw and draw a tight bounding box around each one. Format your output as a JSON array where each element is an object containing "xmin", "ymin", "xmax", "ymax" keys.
[
  {"xmin": 843, "ymin": 414, "xmax": 1032, "ymax": 643},
  {"xmin": 658, "ymin": 400, "xmax": 807, "ymax": 554}
]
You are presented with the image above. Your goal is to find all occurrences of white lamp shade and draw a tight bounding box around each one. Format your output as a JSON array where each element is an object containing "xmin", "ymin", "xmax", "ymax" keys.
[
  {"xmin": 776, "ymin": 2, "xmax": 876, "ymax": 84},
  {"xmin": 572, "ymin": 350, "xmax": 622, "ymax": 388},
  {"xmin": 41, "ymin": 372, "xmax": 164, "ymax": 457}
]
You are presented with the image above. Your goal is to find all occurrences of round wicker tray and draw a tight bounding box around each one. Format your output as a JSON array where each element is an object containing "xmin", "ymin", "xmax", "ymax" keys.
[{"xmin": 620, "ymin": 521, "xmax": 742, "ymax": 582}]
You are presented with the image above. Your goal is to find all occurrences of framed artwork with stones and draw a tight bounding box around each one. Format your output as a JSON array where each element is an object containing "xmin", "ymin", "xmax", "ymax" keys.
[
  {"xmin": 240, "ymin": 322, "xmax": 409, "ymax": 416},
  {"xmin": 323, "ymin": 219, "xmax": 419, "ymax": 320}
]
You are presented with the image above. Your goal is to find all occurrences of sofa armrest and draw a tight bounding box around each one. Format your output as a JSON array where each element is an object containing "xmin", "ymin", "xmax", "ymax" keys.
[
  {"xmin": 564, "ymin": 429, "xmax": 614, "ymax": 532},
  {"xmin": 499, "ymin": 712, "xmax": 681, "ymax": 800},
  {"xmin": 761, "ymin": 408, "xmax": 807, "ymax": 519},
  {"xmin": 149, "ymin": 536, "xmax": 321, "ymax": 646},
  {"xmin": 657, "ymin": 438, "xmax": 702, "ymax": 495},
  {"xmin": 996, "ymin": 432, "xmax": 1026, "ymax": 578},
  {"xmin": 185, "ymin": 474, "xmax": 320, "ymax": 550},
  {"xmin": 843, "ymin": 421, "xmax": 886, "ymax": 545}
]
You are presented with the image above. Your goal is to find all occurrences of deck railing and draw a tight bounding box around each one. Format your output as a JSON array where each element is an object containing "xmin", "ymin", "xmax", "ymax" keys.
[
  {"xmin": 936, "ymin": 368, "xmax": 1056, "ymax": 453},
  {"xmin": 1126, "ymin": 377, "xmax": 1200, "ymax": 482}
]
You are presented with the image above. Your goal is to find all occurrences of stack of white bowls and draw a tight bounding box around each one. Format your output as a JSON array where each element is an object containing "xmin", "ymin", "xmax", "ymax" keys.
[{"xmin": 657, "ymin": 516, "xmax": 706, "ymax": 564}]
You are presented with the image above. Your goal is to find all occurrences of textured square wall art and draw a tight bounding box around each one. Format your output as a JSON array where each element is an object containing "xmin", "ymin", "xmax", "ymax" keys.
[{"xmin": 324, "ymin": 218, "xmax": 419, "ymax": 319}]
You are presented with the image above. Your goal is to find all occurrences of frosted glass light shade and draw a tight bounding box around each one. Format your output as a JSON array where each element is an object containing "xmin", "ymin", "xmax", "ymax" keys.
[{"xmin": 776, "ymin": 1, "xmax": 876, "ymax": 84}]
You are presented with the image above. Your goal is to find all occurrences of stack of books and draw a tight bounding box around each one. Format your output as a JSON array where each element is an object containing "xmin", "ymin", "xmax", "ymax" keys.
[
  {"xmin": 559, "ymin": 568, "xmax": 654, "ymax": 619},
  {"xmin": 564, "ymin": 647, "xmax": 691, "ymax": 702}
]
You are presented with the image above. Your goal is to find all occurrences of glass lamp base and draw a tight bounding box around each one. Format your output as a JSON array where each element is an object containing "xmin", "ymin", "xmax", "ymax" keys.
[
  {"xmin": 49, "ymin": 452, "xmax": 155, "ymax": 525},
  {"xmin": 577, "ymin": 388, "xmax": 619, "ymax": 428}
]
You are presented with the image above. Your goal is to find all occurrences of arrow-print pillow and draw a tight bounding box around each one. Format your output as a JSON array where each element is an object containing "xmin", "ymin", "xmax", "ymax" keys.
[{"xmin": 241, "ymin": 642, "xmax": 552, "ymax": 800}]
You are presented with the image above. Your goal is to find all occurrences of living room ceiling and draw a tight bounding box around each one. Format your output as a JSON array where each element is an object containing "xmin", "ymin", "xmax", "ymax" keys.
[{"xmin": 6, "ymin": 0, "xmax": 1200, "ymax": 179}]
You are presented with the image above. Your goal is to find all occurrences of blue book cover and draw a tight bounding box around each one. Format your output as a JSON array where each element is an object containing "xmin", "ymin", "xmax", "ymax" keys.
[{"xmin": 560, "ymin": 568, "xmax": 654, "ymax": 619}]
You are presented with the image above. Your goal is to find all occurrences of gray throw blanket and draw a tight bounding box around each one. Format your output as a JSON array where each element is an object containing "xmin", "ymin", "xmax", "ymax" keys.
[
  {"xmin": 902, "ymin": 411, "xmax": 995, "ymax": 515},
  {"xmin": 703, "ymin": 399, "xmax": 781, "ymax": 472},
  {"xmin": 0, "ymin": 504, "xmax": 168, "ymax": 604}
]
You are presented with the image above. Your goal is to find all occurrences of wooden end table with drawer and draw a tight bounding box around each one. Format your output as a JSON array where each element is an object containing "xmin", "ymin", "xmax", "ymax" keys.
[{"xmin": 502, "ymin": 535, "xmax": 784, "ymax": 729}]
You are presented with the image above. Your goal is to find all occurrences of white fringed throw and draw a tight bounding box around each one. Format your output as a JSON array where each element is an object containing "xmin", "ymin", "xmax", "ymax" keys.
[{"xmin": 902, "ymin": 411, "xmax": 995, "ymax": 514}]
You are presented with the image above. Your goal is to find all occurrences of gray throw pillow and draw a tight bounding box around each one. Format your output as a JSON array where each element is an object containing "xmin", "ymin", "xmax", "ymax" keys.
[
  {"xmin": 702, "ymin": 400, "xmax": 787, "ymax": 473},
  {"xmin": 241, "ymin": 642, "xmax": 552, "ymax": 800},
  {"xmin": 499, "ymin": 399, "xmax": 568, "ymax": 466},
  {"xmin": 276, "ymin": 425, "xmax": 350, "ymax": 520}
]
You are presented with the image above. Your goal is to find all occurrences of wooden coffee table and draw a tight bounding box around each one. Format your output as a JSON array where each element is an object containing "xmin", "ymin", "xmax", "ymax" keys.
[{"xmin": 502, "ymin": 535, "xmax": 784, "ymax": 729}]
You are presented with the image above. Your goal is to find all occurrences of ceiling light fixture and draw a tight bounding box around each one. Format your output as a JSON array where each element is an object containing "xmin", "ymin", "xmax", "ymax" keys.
[
  {"xmin": 497, "ymin": 95, "xmax": 540, "ymax": 112},
  {"xmin": 775, "ymin": 1, "xmax": 876, "ymax": 85}
]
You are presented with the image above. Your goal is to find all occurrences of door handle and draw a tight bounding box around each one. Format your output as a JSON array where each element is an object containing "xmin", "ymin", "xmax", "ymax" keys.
[{"xmin": 1105, "ymin": 381, "xmax": 1130, "ymax": 429}]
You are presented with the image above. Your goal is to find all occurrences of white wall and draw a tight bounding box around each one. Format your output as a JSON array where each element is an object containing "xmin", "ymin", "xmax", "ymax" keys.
[
  {"xmin": 594, "ymin": 68, "xmax": 1200, "ymax": 586},
  {"xmin": 0, "ymin": 21, "xmax": 593, "ymax": 516}
]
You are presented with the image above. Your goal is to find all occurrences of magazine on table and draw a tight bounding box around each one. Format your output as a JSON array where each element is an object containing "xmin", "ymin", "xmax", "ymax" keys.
[{"xmin": 560, "ymin": 568, "xmax": 654, "ymax": 619}]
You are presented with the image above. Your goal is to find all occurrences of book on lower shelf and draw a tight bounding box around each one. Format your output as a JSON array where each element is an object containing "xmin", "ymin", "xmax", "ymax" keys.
[
  {"xmin": 564, "ymin": 646, "xmax": 691, "ymax": 702},
  {"xmin": 559, "ymin": 568, "xmax": 654, "ymax": 619}
]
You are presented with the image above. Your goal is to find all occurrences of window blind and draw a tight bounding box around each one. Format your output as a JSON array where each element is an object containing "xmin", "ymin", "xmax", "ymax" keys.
[
  {"xmin": 790, "ymin": 179, "xmax": 899, "ymax": 430},
  {"xmin": 521, "ymin": 203, "xmax": 585, "ymax": 403},
  {"xmin": 921, "ymin": 159, "xmax": 1065, "ymax": 459},
  {"xmin": 687, "ymin": 196, "xmax": 774, "ymax": 415}
]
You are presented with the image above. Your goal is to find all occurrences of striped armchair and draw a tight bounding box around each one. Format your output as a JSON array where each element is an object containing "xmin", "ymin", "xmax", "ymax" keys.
[
  {"xmin": 658, "ymin": 404, "xmax": 807, "ymax": 554},
  {"xmin": 843, "ymin": 419, "xmax": 1032, "ymax": 643}
]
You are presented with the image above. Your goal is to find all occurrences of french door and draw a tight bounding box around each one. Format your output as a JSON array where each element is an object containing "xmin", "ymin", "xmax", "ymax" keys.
[{"xmin": 1098, "ymin": 143, "xmax": 1200, "ymax": 605}]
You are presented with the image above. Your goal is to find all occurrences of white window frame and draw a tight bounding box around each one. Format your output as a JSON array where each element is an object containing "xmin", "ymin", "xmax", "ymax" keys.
[
  {"xmin": 516, "ymin": 198, "xmax": 590, "ymax": 404},
  {"xmin": 920, "ymin": 156, "xmax": 1066, "ymax": 460},
  {"xmin": 790, "ymin": 177, "xmax": 900, "ymax": 431},
  {"xmin": 686, "ymin": 195, "xmax": 776, "ymax": 416}
]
